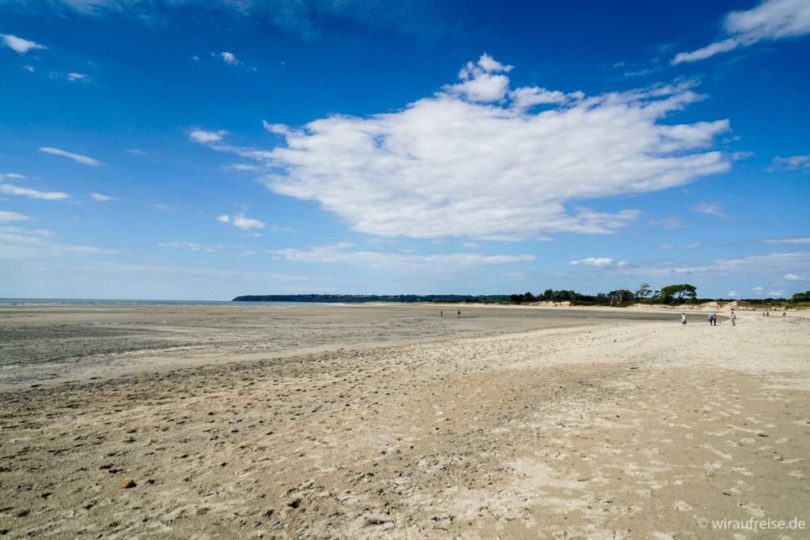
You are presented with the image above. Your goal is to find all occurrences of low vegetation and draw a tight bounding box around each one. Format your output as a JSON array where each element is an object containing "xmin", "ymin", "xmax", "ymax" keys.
[{"xmin": 234, "ymin": 288, "xmax": 810, "ymax": 308}]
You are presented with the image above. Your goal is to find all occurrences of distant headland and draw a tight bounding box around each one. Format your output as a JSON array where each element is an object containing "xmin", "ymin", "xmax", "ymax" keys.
[{"xmin": 232, "ymin": 294, "xmax": 508, "ymax": 303}]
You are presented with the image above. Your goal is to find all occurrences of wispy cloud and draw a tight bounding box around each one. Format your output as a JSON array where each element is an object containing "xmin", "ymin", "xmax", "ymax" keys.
[
  {"xmin": 569, "ymin": 257, "xmax": 630, "ymax": 268},
  {"xmin": 66, "ymin": 72, "xmax": 90, "ymax": 82},
  {"xmin": 1, "ymin": 172, "xmax": 69, "ymax": 200},
  {"xmin": 39, "ymin": 146, "xmax": 101, "ymax": 166},
  {"xmin": 784, "ymin": 273, "xmax": 809, "ymax": 281},
  {"xmin": 188, "ymin": 129, "xmax": 227, "ymax": 144},
  {"xmin": 217, "ymin": 213, "xmax": 266, "ymax": 231},
  {"xmin": 271, "ymin": 243, "xmax": 535, "ymax": 268},
  {"xmin": 224, "ymin": 163, "xmax": 262, "ymax": 172},
  {"xmin": 770, "ymin": 154, "xmax": 810, "ymax": 172},
  {"xmin": 0, "ymin": 226, "xmax": 105, "ymax": 259},
  {"xmin": 0, "ymin": 210, "xmax": 30, "ymax": 223},
  {"xmin": 672, "ymin": 0, "xmax": 810, "ymax": 64},
  {"xmin": 90, "ymin": 193, "xmax": 116, "ymax": 202},
  {"xmin": 159, "ymin": 241, "xmax": 220, "ymax": 252},
  {"xmin": 1, "ymin": 33, "xmax": 46, "ymax": 54},
  {"xmin": 625, "ymin": 251, "xmax": 810, "ymax": 278},
  {"xmin": 42, "ymin": 0, "xmax": 447, "ymax": 41},
  {"xmin": 693, "ymin": 202, "xmax": 728, "ymax": 218},
  {"xmin": 760, "ymin": 237, "xmax": 810, "ymax": 245},
  {"xmin": 193, "ymin": 55, "xmax": 730, "ymax": 240},
  {"xmin": 158, "ymin": 241, "xmax": 256, "ymax": 256},
  {"xmin": 0, "ymin": 184, "xmax": 69, "ymax": 200}
]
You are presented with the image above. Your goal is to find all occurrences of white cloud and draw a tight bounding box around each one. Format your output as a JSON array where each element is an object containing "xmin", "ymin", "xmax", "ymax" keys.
[
  {"xmin": 0, "ymin": 210, "xmax": 30, "ymax": 223},
  {"xmin": 727, "ymin": 290, "xmax": 739, "ymax": 298},
  {"xmin": 188, "ymin": 129, "xmax": 227, "ymax": 144},
  {"xmin": 270, "ymin": 242, "xmax": 535, "ymax": 268},
  {"xmin": 90, "ymin": 192, "xmax": 116, "ymax": 202},
  {"xmin": 224, "ymin": 163, "xmax": 262, "ymax": 172},
  {"xmin": 570, "ymin": 257, "xmax": 630, "ymax": 268},
  {"xmin": 445, "ymin": 54, "xmax": 512, "ymax": 102},
  {"xmin": 1, "ymin": 33, "xmax": 46, "ymax": 54},
  {"xmin": 672, "ymin": 0, "xmax": 810, "ymax": 64},
  {"xmin": 693, "ymin": 202, "xmax": 728, "ymax": 218},
  {"xmin": 159, "ymin": 241, "xmax": 219, "ymax": 252},
  {"xmin": 39, "ymin": 146, "xmax": 101, "ymax": 166},
  {"xmin": 0, "ymin": 184, "xmax": 69, "ymax": 200},
  {"xmin": 217, "ymin": 213, "xmax": 266, "ymax": 231},
  {"xmin": 761, "ymin": 237, "xmax": 810, "ymax": 245},
  {"xmin": 66, "ymin": 72, "xmax": 90, "ymax": 82},
  {"xmin": 629, "ymin": 252, "xmax": 810, "ymax": 277},
  {"xmin": 509, "ymin": 86, "xmax": 583, "ymax": 109},
  {"xmin": 784, "ymin": 273, "xmax": 808, "ymax": 281},
  {"xmin": 0, "ymin": 226, "xmax": 104, "ymax": 258},
  {"xmin": 217, "ymin": 51, "xmax": 240, "ymax": 65},
  {"xmin": 195, "ymin": 56, "xmax": 730, "ymax": 240},
  {"xmin": 768, "ymin": 290, "xmax": 785, "ymax": 297},
  {"xmin": 771, "ymin": 154, "xmax": 810, "ymax": 171},
  {"xmin": 752, "ymin": 285, "xmax": 765, "ymax": 294}
]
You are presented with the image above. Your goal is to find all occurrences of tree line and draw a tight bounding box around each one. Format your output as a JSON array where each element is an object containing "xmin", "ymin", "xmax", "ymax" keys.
[
  {"xmin": 234, "ymin": 288, "xmax": 810, "ymax": 306},
  {"xmin": 509, "ymin": 285, "xmax": 810, "ymax": 306}
]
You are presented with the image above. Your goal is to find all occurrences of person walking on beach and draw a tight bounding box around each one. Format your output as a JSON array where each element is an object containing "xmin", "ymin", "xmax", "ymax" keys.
[
  {"xmin": 681, "ymin": 313, "xmax": 687, "ymax": 326},
  {"xmin": 708, "ymin": 313, "xmax": 713, "ymax": 326},
  {"xmin": 457, "ymin": 309, "xmax": 461, "ymax": 319},
  {"xmin": 440, "ymin": 310, "xmax": 443, "ymax": 318},
  {"xmin": 731, "ymin": 310, "xmax": 736, "ymax": 327}
]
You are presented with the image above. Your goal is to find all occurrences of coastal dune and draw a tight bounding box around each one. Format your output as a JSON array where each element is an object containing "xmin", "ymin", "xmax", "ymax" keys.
[{"xmin": 0, "ymin": 305, "xmax": 807, "ymax": 538}]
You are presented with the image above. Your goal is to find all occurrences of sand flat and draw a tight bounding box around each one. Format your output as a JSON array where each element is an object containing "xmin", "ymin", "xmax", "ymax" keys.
[{"xmin": 0, "ymin": 305, "xmax": 808, "ymax": 538}]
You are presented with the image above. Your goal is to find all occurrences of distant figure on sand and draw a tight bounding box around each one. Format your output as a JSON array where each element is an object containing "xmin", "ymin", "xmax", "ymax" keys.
[
  {"xmin": 440, "ymin": 310, "xmax": 443, "ymax": 318},
  {"xmin": 731, "ymin": 310, "xmax": 736, "ymax": 326},
  {"xmin": 457, "ymin": 309, "xmax": 461, "ymax": 319},
  {"xmin": 681, "ymin": 313, "xmax": 687, "ymax": 326}
]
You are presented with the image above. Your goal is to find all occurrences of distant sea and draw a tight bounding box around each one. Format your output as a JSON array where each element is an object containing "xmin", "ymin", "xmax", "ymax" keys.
[{"xmin": 0, "ymin": 298, "xmax": 318, "ymax": 307}]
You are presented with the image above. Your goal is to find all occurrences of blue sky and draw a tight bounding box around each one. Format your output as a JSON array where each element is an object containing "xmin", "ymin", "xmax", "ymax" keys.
[{"xmin": 1, "ymin": 0, "xmax": 808, "ymax": 300}]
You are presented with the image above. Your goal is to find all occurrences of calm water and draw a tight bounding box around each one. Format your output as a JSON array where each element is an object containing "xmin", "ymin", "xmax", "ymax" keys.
[{"xmin": 0, "ymin": 298, "xmax": 316, "ymax": 307}]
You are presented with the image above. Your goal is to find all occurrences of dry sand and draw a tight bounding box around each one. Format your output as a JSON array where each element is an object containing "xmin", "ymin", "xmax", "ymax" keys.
[{"xmin": 0, "ymin": 304, "xmax": 808, "ymax": 538}]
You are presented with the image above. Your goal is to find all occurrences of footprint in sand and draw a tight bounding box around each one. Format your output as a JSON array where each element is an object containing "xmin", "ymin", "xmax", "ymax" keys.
[
  {"xmin": 738, "ymin": 502, "xmax": 765, "ymax": 518},
  {"xmin": 673, "ymin": 500, "xmax": 692, "ymax": 512}
]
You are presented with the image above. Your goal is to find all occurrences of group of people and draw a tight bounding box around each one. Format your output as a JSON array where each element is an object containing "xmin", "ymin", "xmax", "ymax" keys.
[{"xmin": 680, "ymin": 309, "xmax": 737, "ymax": 326}]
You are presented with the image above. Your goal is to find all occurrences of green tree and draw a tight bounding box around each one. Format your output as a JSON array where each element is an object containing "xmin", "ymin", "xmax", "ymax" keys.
[
  {"xmin": 608, "ymin": 289, "xmax": 635, "ymax": 305},
  {"xmin": 659, "ymin": 284, "xmax": 698, "ymax": 304},
  {"xmin": 635, "ymin": 283, "xmax": 652, "ymax": 300},
  {"xmin": 791, "ymin": 290, "xmax": 810, "ymax": 302}
]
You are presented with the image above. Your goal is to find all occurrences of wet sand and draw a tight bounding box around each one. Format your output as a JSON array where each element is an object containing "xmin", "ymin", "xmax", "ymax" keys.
[
  {"xmin": 0, "ymin": 304, "xmax": 807, "ymax": 538},
  {"xmin": 0, "ymin": 304, "xmax": 678, "ymax": 392}
]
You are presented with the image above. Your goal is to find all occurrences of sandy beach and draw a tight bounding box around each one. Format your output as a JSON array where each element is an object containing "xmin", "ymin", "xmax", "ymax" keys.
[{"xmin": 1, "ymin": 304, "xmax": 808, "ymax": 538}]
